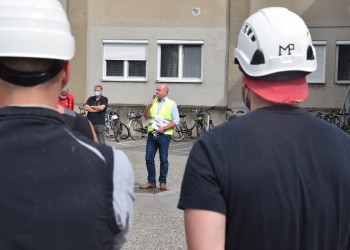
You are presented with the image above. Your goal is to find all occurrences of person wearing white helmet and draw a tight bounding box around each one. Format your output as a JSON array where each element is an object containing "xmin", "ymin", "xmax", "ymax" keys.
[
  {"xmin": 0, "ymin": 0, "xmax": 134, "ymax": 249},
  {"xmin": 178, "ymin": 7, "xmax": 350, "ymax": 250}
]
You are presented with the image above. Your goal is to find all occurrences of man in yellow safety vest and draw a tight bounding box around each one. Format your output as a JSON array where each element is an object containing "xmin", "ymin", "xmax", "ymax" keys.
[{"xmin": 140, "ymin": 84, "xmax": 179, "ymax": 191}]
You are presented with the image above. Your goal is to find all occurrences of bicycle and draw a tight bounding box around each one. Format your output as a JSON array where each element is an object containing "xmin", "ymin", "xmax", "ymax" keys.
[
  {"xmin": 203, "ymin": 106, "xmax": 215, "ymax": 131},
  {"xmin": 105, "ymin": 107, "xmax": 115, "ymax": 138},
  {"xmin": 226, "ymin": 108, "xmax": 245, "ymax": 121},
  {"xmin": 314, "ymin": 110, "xmax": 350, "ymax": 133},
  {"xmin": 105, "ymin": 107, "xmax": 129, "ymax": 141},
  {"xmin": 110, "ymin": 107, "xmax": 130, "ymax": 141},
  {"xmin": 127, "ymin": 111, "xmax": 148, "ymax": 140},
  {"xmin": 78, "ymin": 106, "xmax": 86, "ymax": 117},
  {"xmin": 172, "ymin": 106, "xmax": 215, "ymax": 142}
]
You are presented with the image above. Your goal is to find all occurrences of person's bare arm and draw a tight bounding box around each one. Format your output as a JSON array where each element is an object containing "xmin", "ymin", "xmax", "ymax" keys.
[
  {"xmin": 143, "ymin": 98, "xmax": 154, "ymax": 119},
  {"xmin": 83, "ymin": 104, "xmax": 106, "ymax": 113},
  {"xmin": 88, "ymin": 120, "xmax": 98, "ymax": 143},
  {"xmin": 90, "ymin": 104, "xmax": 106, "ymax": 112},
  {"xmin": 158, "ymin": 120, "xmax": 176, "ymax": 134},
  {"xmin": 184, "ymin": 209, "xmax": 226, "ymax": 250},
  {"xmin": 83, "ymin": 104, "xmax": 97, "ymax": 113}
]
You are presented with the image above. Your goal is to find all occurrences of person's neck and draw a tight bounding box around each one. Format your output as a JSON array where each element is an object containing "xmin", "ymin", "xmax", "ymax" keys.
[
  {"xmin": 0, "ymin": 81, "xmax": 60, "ymax": 109},
  {"xmin": 158, "ymin": 96, "xmax": 167, "ymax": 102},
  {"xmin": 249, "ymin": 91, "xmax": 274, "ymax": 111}
]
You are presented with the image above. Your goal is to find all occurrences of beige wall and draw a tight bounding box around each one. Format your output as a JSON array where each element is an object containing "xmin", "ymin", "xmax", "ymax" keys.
[
  {"xmin": 59, "ymin": 0, "xmax": 88, "ymax": 106},
  {"xmin": 88, "ymin": 0, "xmax": 227, "ymax": 27},
  {"xmin": 86, "ymin": 0, "xmax": 229, "ymax": 107},
  {"xmin": 65, "ymin": 0, "xmax": 350, "ymax": 110}
]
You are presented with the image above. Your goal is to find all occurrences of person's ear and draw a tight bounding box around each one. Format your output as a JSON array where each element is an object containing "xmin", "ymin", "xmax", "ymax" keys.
[{"xmin": 61, "ymin": 61, "xmax": 71, "ymax": 89}]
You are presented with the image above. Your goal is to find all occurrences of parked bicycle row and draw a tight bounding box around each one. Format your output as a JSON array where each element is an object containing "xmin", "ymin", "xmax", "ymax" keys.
[
  {"xmin": 87, "ymin": 105, "xmax": 247, "ymax": 143},
  {"xmin": 100, "ymin": 106, "xmax": 350, "ymax": 143},
  {"xmin": 311, "ymin": 110, "xmax": 350, "ymax": 133},
  {"xmin": 172, "ymin": 106, "xmax": 246, "ymax": 142}
]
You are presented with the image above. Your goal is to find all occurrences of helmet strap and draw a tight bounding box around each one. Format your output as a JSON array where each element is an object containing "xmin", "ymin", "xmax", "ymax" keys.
[{"xmin": 0, "ymin": 60, "xmax": 65, "ymax": 87}]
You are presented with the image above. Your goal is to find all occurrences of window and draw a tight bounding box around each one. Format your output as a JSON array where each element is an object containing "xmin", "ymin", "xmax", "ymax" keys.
[
  {"xmin": 103, "ymin": 40, "xmax": 148, "ymax": 81},
  {"xmin": 307, "ymin": 41, "xmax": 326, "ymax": 84},
  {"xmin": 157, "ymin": 40, "xmax": 203, "ymax": 82},
  {"xmin": 336, "ymin": 41, "xmax": 350, "ymax": 84}
]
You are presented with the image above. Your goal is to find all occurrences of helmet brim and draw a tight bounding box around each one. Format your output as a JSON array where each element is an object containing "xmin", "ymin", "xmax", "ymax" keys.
[{"xmin": 243, "ymin": 74, "xmax": 308, "ymax": 104}]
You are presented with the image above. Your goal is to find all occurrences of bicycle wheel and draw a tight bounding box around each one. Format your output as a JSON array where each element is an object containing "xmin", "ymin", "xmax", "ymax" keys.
[
  {"xmin": 112, "ymin": 122, "xmax": 121, "ymax": 142},
  {"xmin": 105, "ymin": 123, "xmax": 114, "ymax": 138},
  {"xmin": 208, "ymin": 121, "xmax": 214, "ymax": 130},
  {"xmin": 129, "ymin": 119, "xmax": 144, "ymax": 140},
  {"xmin": 171, "ymin": 124, "xmax": 185, "ymax": 142},
  {"xmin": 120, "ymin": 123, "xmax": 130, "ymax": 139},
  {"xmin": 196, "ymin": 121, "xmax": 207, "ymax": 138}
]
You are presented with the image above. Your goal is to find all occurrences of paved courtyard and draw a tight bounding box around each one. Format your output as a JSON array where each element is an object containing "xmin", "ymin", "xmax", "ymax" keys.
[{"xmin": 106, "ymin": 136, "xmax": 195, "ymax": 250}]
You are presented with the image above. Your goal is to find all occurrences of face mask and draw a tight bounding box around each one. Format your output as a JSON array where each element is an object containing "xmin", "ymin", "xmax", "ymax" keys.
[
  {"xmin": 242, "ymin": 101, "xmax": 250, "ymax": 113},
  {"xmin": 94, "ymin": 91, "xmax": 101, "ymax": 97},
  {"xmin": 60, "ymin": 94, "xmax": 67, "ymax": 100}
]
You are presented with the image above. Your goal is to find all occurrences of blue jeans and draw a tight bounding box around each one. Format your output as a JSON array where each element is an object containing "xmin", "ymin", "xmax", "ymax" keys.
[{"xmin": 145, "ymin": 132, "xmax": 171, "ymax": 184}]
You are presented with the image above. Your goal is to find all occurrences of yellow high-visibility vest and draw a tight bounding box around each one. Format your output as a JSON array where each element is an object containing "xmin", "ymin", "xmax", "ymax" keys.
[{"xmin": 148, "ymin": 98, "xmax": 175, "ymax": 135}]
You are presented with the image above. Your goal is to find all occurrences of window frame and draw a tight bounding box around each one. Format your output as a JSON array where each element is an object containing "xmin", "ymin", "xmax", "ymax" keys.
[
  {"xmin": 307, "ymin": 41, "xmax": 326, "ymax": 85},
  {"xmin": 102, "ymin": 40, "xmax": 148, "ymax": 82},
  {"xmin": 335, "ymin": 41, "xmax": 350, "ymax": 84},
  {"xmin": 157, "ymin": 40, "xmax": 204, "ymax": 83}
]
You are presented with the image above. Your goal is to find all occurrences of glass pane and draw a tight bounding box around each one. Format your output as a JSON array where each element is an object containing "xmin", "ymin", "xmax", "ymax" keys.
[
  {"xmin": 337, "ymin": 45, "xmax": 350, "ymax": 81},
  {"xmin": 183, "ymin": 45, "xmax": 202, "ymax": 78},
  {"xmin": 106, "ymin": 60, "xmax": 123, "ymax": 76},
  {"xmin": 307, "ymin": 45, "xmax": 326, "ymax": 84},
  {"xmin": 129, "ymin": 61, "xmax": 146, "ymax": 77},
  {"xmin": 161, "ymin": 45, "xmax": 178, "ymax": 77}
]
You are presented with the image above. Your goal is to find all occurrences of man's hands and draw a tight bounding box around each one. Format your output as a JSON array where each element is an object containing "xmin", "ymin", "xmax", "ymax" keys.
[
  {"xmin": 143, "ymin": 98, "xmax": 154, "ymax": 119},
  {"xmin": 146, "ymin": 98, "xmax": 154, "ymax": 110},
  {"xmin": 83, "ymin": 104, "xmax": 105, "ymax": 113},
  {"xmin": 158, "ymin": 126, "xmax": 166, "ymax": 134}
]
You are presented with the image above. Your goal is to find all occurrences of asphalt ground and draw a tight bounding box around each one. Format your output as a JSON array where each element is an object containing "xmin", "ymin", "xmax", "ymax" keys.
[{"xmin": 106, "ymin": 136, "xmax": 195, "ymax": 250}]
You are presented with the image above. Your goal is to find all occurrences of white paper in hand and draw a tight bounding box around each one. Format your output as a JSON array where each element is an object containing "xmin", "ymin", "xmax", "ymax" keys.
[{"xmin": 152, "ymin": 115, "xmax": 170, "ymax": 130}]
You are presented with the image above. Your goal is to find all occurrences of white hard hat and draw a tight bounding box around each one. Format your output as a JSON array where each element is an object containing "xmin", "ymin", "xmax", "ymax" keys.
[
  {"xmin": 234, "ymin": 7, "xmax": 316, "ymax": 80},
  {"xmin": 0, "ymin": 0, "xmax": 75, "ymax": 60}
]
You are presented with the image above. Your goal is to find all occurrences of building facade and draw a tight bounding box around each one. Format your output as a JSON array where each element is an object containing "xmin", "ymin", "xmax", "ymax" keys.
[{"xmin": 60, "ymin": 0, "xmax": 350, "ymax": 115}]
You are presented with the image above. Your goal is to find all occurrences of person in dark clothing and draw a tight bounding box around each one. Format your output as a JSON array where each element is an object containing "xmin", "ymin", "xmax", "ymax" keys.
[
  {"xmin": 84, "ymin": 85, "xmax": 108, "ymax": 144},
  {"xmin": 58, "ymin": 104, "xmax": 98, "ymax": 142},
  {"xmin": 0, "ymin": 1, "xmax": 134, "ymax": 249},
  {"xmin": 178, "ymin": 7, "xmax": 350, "ymax": 250}
]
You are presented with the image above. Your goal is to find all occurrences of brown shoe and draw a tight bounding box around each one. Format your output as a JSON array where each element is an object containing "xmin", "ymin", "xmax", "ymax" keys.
[
  {"xmin": 159, "ymin": 183, "xmax": 167, "ymax": 191},
  {"xmin": 139, "ymin": 183, "xmax": 156, "ymax": 189}
]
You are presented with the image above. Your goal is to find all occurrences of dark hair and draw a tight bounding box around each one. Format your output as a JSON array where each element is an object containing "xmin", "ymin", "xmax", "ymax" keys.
[
  {"xmin": 94, "ymin": 85, "xmax": 103, "ymax": 90},
  {"xmin": 0, "ymin": 58, "xmax": 65, "ymax": 87}
]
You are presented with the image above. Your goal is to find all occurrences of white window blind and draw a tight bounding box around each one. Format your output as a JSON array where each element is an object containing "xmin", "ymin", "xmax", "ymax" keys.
[
  {"xmin": 104, "ymin": 43, "xmax": 147, "ymax": 60},
  {"xmin": 307, "ymin": 41, "xmax": 326, "ymax": 84}
]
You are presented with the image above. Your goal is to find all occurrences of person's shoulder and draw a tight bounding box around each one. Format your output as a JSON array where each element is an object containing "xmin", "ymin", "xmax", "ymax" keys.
[
  {"xmin": 199, "ymin": 113, "xmax": 252, "ymax": 143},
  {"xmin": 86, "ymin": 96, "xmax": 94, "ymax": 102},
  {"xmin": 166, "ymin": 97, "xmax": 175, "ymax": 103},
  {"xmin": 63, "ymin": 108, "xmax": 76, "ymax": 117}
]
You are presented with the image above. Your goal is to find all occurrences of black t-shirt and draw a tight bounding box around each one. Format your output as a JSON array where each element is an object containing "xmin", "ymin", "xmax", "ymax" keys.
[
  {"xmin": 178, "ymin": 105, "xmax": 350, "ymax": 250},
  {"xmin": 85, "ymin": 95, "xmax": 108, "ymax": 125},
  {"xmin": 62, "ymin": 108, "xmax": 94, "ymax": 141},
  {"xmin": 0, "ymin": 106, "xmax": 116, "ymax": 250}
]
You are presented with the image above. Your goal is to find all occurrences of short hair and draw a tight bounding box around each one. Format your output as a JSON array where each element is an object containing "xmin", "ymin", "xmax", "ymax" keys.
[{"xmin": 94, "ymin": 85, "xmax": 103, "ymax": 90}]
